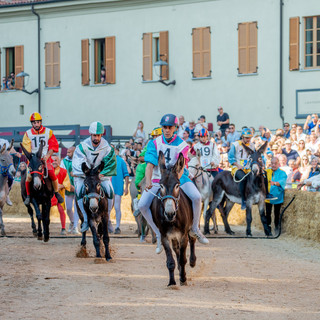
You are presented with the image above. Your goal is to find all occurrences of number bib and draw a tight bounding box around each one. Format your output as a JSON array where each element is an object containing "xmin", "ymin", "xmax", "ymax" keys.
[
  {"xmin": 194, "ymin": 142, "xmax": 213, "ymax": 168},
  {"xmin": 82, "ymin": 145, "xmax": 106, "ymax": 167},
  {"xmin": 27, "ymin": 128, "xmax": 50, "ymax": 157},
  {"xmin": 234, "ymin": 141, "xmax": 255, "ymax": 167},
  {"xmin": 152, "ymin": 136, "xmax": 187, "ymax": 181}
]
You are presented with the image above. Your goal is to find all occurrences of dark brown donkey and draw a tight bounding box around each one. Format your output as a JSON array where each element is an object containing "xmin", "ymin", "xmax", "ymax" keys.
[{"xmin": 151, "ymin": 152, "xmax": 196, "ymax": 286}]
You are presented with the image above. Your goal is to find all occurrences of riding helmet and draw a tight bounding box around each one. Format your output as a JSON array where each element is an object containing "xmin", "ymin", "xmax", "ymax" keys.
[
  {"xmin": 151, "ymin": 127, "xmax": 162, "ymax": 136},
  {"xmin": 160, "ymin": 114, "xmax": 178, "ymax": 127},
  {"xmin": 89, "ymin": 121, "xmax": 104, "ymax": 135},
  {"xmin": 30, "ymin": 112, "xmax": 42, "ymax": 122},
  {"xmin": 198, "ymin": 128, "xmax": 208, "ymax": 137},
  {"xmin": 241, "ymin": 128, "xmax": 253, "ymax": 138}
]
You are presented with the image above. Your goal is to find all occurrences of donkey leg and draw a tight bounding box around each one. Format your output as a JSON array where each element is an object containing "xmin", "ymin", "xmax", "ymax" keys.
[
  {"xmin": 246, "ymin": 205, "xmax": 253, "ymax": 237},
  {"xmin": 202, "ymin": 198, "xmax": 209, "ymax": 233},
  {"xmin": 179, "ymin": 236, "xmax": 188, "ymax": 286},
  {"xmin": 188, "ymin": 235, "xmax": 197, "ymax": 268},
  {"xmin": 43, "ymin": 202, "xmax": 51, "ymax": 242},
  {"xmin": 221, "ymin": 200, "xmax": 235, "ymax": 235},
  {"xmin": 0, "ymin": 207, "xmax": 5, "ymax": 236},
  {"xmin": 32, "ymin": 199, "xmax": 42, "ymax": 240},
  {"xmin": 172, "ymin": 239, "xmax": 180, "ymax": 272},
  {"xmin": 27, "ymin": 205, "xmax": 37, "ymax": 236},
  {"xmin": 81, "ymin": 231, "xmax": 87, "ymax": 248},
  {"xmin": 90, "ymin": 221, "xmax": 101, "ymax": 258},
  {"xmin": 163, "ymin": 238, "xmax": 176, "ymax": 286},
  {"xmin": 258, "ymin": 202, "xmax": 272, "ymax": 236},
  {"xmin": 102, "ymin": 215, "xmax": 112, "ymax": 261}
]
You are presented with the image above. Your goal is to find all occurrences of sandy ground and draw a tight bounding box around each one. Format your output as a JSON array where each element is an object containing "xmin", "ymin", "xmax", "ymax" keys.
[{"xmin": 1, "ymin": 214, "xmax": 320, "ymax": 320}]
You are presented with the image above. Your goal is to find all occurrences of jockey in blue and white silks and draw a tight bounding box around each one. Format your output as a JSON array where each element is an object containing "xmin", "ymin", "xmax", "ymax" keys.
[
  {"xmin": 138, "ymin": 114, "xmax": 209, "ymax": 254},
  {"xmin": 72, "ymin": 121, "xmax": 117, "ymax": 232}
]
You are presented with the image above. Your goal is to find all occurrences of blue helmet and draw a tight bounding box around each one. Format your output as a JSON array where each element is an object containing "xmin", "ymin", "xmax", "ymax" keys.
[
  {"xmin": 160, "ymin": 114, "xmax": 178, "ymax": 127},
  {"xmin": 241, "ymin": 128, "xmax": 253, "ymax": 138}
]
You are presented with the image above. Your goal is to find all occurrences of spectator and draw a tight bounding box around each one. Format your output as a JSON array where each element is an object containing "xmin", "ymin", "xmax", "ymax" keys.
[
  {"xmin": 182, "ymin": 129, "xmax": 192, "ymax": 143},
  {"xmin": 282, "ymin": 140, "xmax": 300, "ymax": 165},
  {"xmin": 306, "ymin": 132, "xmax": 320, "ymax": 154},
  {"xmin": 100, "ymin": 67, "xmax": 106, "ymax": 84},
  {"xmin": 10, "ymin": 72, "xmax": 15, "ymax": 87},
  {"xmin": 271, "ymin": 143, "xmax": 282, "ymax": 159},
  {"xmin": 265, "ymin": 157, "xmax": 287, "ymax": 232},
  {"xmin": 299, "ymin": 157, "xmax": 320, "ymax": 191},
  {"xmin": 250, "ymin": 127, "xmax": 256, "ymax": 136},
  {"xmin": 299, "ymin": 156, "xmax": 311, "ymax": 181},
  {"xmin": 177, "ymin": 115, "xmax": 189, "ymax": 138},
  {"xmin": 185, "ymin": 120, "xmax": 196, "ymax": 139},
  {"xmin": 51, "ymin": 154, "xmax": 72, "ymax": 235},
  {"xmin": 1, "ymin": 77, "xmax": 7, "ymax": 90},
  {"xmin": 258, "ymin": 125, "xmax": 266, "ymax": 136},
  {"xmin": 6, "ymin": 76, "xmax": 13, "ymax": 89},
  {"xmin": 262, "ymin": 128, "xmax": 272, "ymax": 142},
  {"xmin": 296, "ymin": 125, "xmax": 306, "ymax": 141},
  {"xmin": 283, "ymin": 122, "xmax": 291, "ymax": 139},
  {"xmin": 288, "ymin": 159, "xmax": 300, "ymax": 183},
  {"xmin": 297, "ymin": 139, "xmax": 307, "ymax": 158},
  {"xmin": 216, "ymin": 106, "xmax": 230, "ymax": 135},
  {"xmin": 291, "ymin": 123, "xmax": 297, "ymax": 131},
  {"xmin": 306, "ymin": 157, "xmax": 320, "ymax": 180},
  {"xmin": 304, "ymin": 114, "xmax": 320, "ymax": 135},
  {"xmin": 133, "ymin": 121, "xmax": 147, "ymax": 145},
  {"xmin": 195, "ymin": 115, "xmax": 208, "ymax": 133},
  {"xmin": 213, "ymin": 130, "xmax": 222, "ymax": 144},
  {"xmin": 221, "ymin": 127, "xmax": 230, "ymax": 145},
  {"xmin": 314, "ymin": 143, "xmax": 320, "ymax": 158},
  {"xmin": 227, "ymin": 123, "xmax": 241, "ymax": 146},
  {"xmin": 111, "ymin": 146, "xmax": 129, "ymax": 234},
  {"xmin": 60, "ymin": 146, "xmax": 80, "ymax": 234},
  {"xmin": 279, "ymin": 154, "xmax": 293, "ymax": 188}
]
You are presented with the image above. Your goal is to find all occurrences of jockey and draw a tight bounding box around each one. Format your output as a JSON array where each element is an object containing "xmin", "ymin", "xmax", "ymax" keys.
[
  {"xmin": 72, "ymin": 121, "xmax": 117, "ymax": 232},
  {"xmin": 22, "ymin": 112, "xmax": 64, "ymax": 206},
  {"xmin": 138, "ymin": 114, "xmax": 209, "ymax": 254},
  {"xmin": 190, "ymin": 128, "xmax": 221, "ymax": 178}
]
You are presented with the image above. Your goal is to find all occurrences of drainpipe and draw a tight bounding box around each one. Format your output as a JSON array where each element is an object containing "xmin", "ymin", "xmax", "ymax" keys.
[
  {"xmin": 279, "ymin": 0, "xmax": 284, "ymax": 126},
  {"xmin": 31, "ymin": 5, "xmax": 41, "ymax": 114}
]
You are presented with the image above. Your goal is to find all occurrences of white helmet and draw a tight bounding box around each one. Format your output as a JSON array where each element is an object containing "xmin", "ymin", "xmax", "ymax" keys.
[{"xmin": 89, "ymin": 121, "xmax": 104, "ymax": 135}]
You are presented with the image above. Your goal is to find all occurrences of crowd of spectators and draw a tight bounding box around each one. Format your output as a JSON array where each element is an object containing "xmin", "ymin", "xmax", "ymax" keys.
[{"xmin": 1, "ymin": 73, "xmax": 15, "ymax": 90}]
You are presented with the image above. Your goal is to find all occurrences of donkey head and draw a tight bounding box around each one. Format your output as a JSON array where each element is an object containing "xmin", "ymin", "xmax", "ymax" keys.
[
  {"xmin": 0, "ymin": 139, "xmax": 15, "ymax": 178},
  {"xmin": 242, "ymin": 141, "xmax": 268, "ymax": 176},
  {"xmin": 159, "ymin": 151, "xmax": 184, "ymax": 222},
  {"xmin": 82, "ymin": 161, "xmax": 105, "ymax": 215}
]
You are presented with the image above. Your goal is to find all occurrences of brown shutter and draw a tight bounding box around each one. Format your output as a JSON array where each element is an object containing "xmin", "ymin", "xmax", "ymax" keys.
[
  {"xmin": 248, "ymin": 22, "xmax": 257, "ymax": 73},
  {"xmin": 238, "ymin": 23, "xmax": 247, "ymax": 74},
  {"xmin": 143, "ymin": 33, "xmax": 152, "ymax": 81},
  {"xmin": 159, "ymin": 31, "xmax": 169, "ymax": 80},
  {"xmin": 45, "ymin": 42, "xmax": 53, "ymax": 87},
  {"xmin": 81, "ymin": 39, "xmax": 89, "ymax": 85},
  {"xmin": 202, "ymin": 27, "xmax": 211, "ymax": 77},
  {"xmin": 192, "ymin": 28, "xmax": 201, "ymax": 78},
  {"xmin": 105, "ymin": 36, "xmax": 115, "ymax": 84},
  {"xmin": 289, "ymin": 17, "xmax": 300, "ymax": 71},
  {"xmin": 52, "ymin": 42, "xmax": 60, "ymax": 87},
  {"xmin": 15, "ymin": 45, "xmax": 24, "ymax": 89}
]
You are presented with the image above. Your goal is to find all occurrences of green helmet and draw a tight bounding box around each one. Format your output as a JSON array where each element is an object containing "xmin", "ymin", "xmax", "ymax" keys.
[{"xmin": 89, "ymin": 121, "xmax": 104, "ymax": 135}]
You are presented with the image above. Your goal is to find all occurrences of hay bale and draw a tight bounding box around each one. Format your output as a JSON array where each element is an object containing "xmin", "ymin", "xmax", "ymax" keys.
[{"xmin": 4, "ymin": 182, "xmax": 27, "ymax": 216}]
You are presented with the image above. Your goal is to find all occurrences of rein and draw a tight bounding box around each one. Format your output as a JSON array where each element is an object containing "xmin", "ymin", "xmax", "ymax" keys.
[
  {"xmin": 189, "ymin": 164, "xmax": 211, "ymax": 180},
  {"xmin": 233, "ymin": 158, "xmax": 263, "ymax": 183},
  {"xmin": 83, "ymin": 189, "xmax": 105, "ymax": 205},
  {"xmin": 0, "ymin": 163, "xmax": 13, "ymax": 178},
  {"xmin": 148, "ymin": 188, "xmax": 181, "ymax": 213}
]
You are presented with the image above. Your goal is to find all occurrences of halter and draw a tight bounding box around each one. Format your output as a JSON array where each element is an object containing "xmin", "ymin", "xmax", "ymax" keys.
[
  {"xmin": 148, "ymin": 189, "xmax": 181, "ymax": 213},
  {"xmin": 0, "ymin": 163, "xmax": 13, "ymax": 178},
  {"xmin": 189, "ymin": 164, "xmax": 212, "ymax": 183},
  {"xmin": 83, "ymin": 188, "xmax": 105, "ymax": 205}
]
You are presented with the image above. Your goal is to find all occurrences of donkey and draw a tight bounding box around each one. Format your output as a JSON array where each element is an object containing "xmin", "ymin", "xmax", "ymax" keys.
[
  {"xmin": 20, "ymin": 141, "xmax": 53, "ymax": 241},
  {"xmin": 151, "ymin": 152, "xmax": 196, "ymax": 286},
  {"xmin": 204, "ymin": 141, "xmax": 271, "ymax": 237},
  {"xmin": 188, "ymin": 153, "xmax": 218, "ymax": 234},
  {"xmin": 77, "ymin": 161, "xmax": 112, "ymax": 261},
  {"xmin": 0, "ymin": 140, "xmax": 16, "ymax": 236}
]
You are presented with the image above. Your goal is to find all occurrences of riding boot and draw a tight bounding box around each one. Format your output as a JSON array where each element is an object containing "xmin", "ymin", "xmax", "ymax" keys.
[
  {"xmin": 52, "ymin": 179, "xmax": 64, "ymax": 204},
  {"xmin": 24, "ymin": 180, "xmax": 32, "ymax": 206},
  {"xmin": 77, "ymin": 199, "xmax": 89, "ymax": 232}
]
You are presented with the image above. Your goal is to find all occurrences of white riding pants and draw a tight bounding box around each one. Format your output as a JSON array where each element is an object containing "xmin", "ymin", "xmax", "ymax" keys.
[
  {"xmin": 114, "ymin": 194, "xmax": 122, "ymax": 229},
  {"xmin": 65, "ymin": 194, "xmax": 79, "ymax": 227}
]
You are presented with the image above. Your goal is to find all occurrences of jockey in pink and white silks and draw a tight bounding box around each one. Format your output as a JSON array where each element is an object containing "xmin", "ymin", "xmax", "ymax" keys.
[
  {"xmin": 138, "ymin": 114, "xmax": 209, "ymax": 254},
  {"xmin": 72, "ymin": 122, "xmax": 117, "ymax": 233}
]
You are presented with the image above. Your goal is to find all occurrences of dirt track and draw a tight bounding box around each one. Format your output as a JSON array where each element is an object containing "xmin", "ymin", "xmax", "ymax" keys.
[{"xmin": 1, "ymin": 216, "xmax": 320, "ymax": 320}]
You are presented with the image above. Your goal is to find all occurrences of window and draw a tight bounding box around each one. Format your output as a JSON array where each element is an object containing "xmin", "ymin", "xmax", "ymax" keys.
[
  {"xmin": 304, "ymin": 16, "xmax": 320, "ymax": 69},
  {"xmin": 238, "ymin": 22, "xmax": 257, "ymax": 74},
  {"xmin": 142, "ymin": 31, "xmax": 169, "ymax": 81},
  {"xmin": 192, "ymin": 27, "xmax": 211, "ymax": 78},
  {"xmin": 91, "ymin": 37, "xmax": 115, "ymax": 85},
  {"xmin": 289, "ymin": 17, "xmax": 300, "ymax": 71},
  {"xmin": 1, "ymin": 45, "xmax": 24, "ymax": 90},
  {"xmin": 45, "ymin": 42, "xmax": 60, "ymax": 88}
]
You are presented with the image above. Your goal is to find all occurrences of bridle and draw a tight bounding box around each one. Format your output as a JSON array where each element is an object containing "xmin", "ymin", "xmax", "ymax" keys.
[
  {"xmin": 0, "ymin": 163, "xmax": 13, "ymax": 178},
  {"xmin": 29, "ymin": 159, "xmax": 48, "ymax": 180},
  {"xmin": 189, "ymin": 165, "xmax": 211, "ymax": 184},
  {"xmin": 148, "ymin": 188, "xmax": 181, "ymax": 214},
  {"xmin": 83, "ymin": 188, "xmax": 105, "ymax": 206}
]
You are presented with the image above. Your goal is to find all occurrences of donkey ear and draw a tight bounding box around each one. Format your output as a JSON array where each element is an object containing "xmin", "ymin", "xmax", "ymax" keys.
[
  {"xmin": 82, "ymin": 162, "xmax": 91, "ymax": 175},
  {"xmin": 20, "ymin": 143, "xmax": 32, "ymax": 160},
  {"xmin": 0, "ymin": 144, "xmax": 6, "ymax": 154},
  {"xmin": 257, "ymin": 141, "xmax": 268, "ymax": 155},
  {"xmin": 7, "ymin": 139, "xmax": 14, "ymax": 151},
  {"xmin": 242, "ymin": 143, "xmax": 254, "ymax": 155},
  {"xmin": 95, "ymin": 161, "xmax": 105, "ymax": 175},
  {"xmin": 173, "ymin": 152, "xmax": 185, "ymax": 175},
  {"xmin": 36, "ymin": 140, "xmax": 45, "ymax": 158}
]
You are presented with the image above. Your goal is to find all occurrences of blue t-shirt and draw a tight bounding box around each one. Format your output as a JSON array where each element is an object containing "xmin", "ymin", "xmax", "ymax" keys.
[
  {"xmin": 307, "ymin": 121, "xmax": 320, "ymax": 134},
  {"xmin": 111, "ymin": 155, "xmax": 129, "ymax": 196}
]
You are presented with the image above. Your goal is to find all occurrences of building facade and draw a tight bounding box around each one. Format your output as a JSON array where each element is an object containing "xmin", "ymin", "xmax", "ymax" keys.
[{"xmin": 0, "ymin": 0, "xmax": 319, "ymax": 135}]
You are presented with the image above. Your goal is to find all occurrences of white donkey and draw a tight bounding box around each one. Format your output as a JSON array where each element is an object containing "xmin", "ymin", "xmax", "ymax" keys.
[
  {"xmin": 188, "ymin": 153, "xmax": 218, "ymax": 234},
  {"xmin": 0, "ymin": 140, "xmax": 16, "ymax": 236}
]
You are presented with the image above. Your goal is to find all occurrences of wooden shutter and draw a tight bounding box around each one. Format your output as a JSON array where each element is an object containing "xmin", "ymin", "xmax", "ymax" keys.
[
  {"xmin": 238, "ymin": 22, "xmax": 257, "ymax": 74},
  {"xmin": 45, "ymin": 42, "xmax": 60, "ymax": 87},
  {"xmin": 193, "ymin": 27, "xmax": 211, "ymax": 78},
  {"xmin": 289, "ymin": 17, "xmax": 300, "ymax": 71},
  {"xmin": 105, "ymin": 36, "xmax": 115, "ymax": 84},
  {"xmin": 14, "ymin": 45, "xmax": 24, "ymax": 89},
  {"xmin": 159, "ymin": 31, "xmax": 169, "ymax": 80},
  {"xmin": 81, "ymin": 39, "xmax": 89, "ymax": 85},
  {"xmin": 143, "ymin": 33, "xmax": 152, "ymax": 81},
  {"xmin": 248, "ymin": 22, "xmax": 257, "ymax": 73}
]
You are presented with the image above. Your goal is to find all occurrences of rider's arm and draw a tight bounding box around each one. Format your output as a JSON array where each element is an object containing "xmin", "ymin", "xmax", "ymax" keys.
[
  {"xmin": 47, "ymin": 130, "xmax": 59, "ymax": 156},
  {"xmin": 145, "ymin": 162, "xmax": 155, "ymax": 189},
  {"xmin": 100, "ymin": 147, "xmax": 117, "ymax": 176},
  {"xmin": 228, "ymin": 143, "xmax": 241, "ymax": 168}
]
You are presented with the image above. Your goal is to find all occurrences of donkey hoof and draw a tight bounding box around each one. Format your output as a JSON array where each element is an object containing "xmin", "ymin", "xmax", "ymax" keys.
[
  {"xmin": 1, "ymin": 230, "xmax": 6, "ymax": 236},
  {"xmin": 106, "ymin": 256, "xmax": 112, "ymax": 262},
  {"xmin": 167, "ymin": 281, "xmax": 177, "ymax": 287},
  {"xmin": 246, "ymin": 233, "xmax": 252, "ymax": 237},
  {"xmin": 190, "ymin": 259, "xmax": 196, "ymax": 268},
  {"xmin": 44, "ymin": 237, "xmax": 49, "ymax": 242},
  {"xmin": 37, "ymin": 236, "xmax": 43, "ymax": 241},
  {"xmin": 180, "ymin": 280, "xmax": 188, "ymax": 286},
  {"xmin": 204, "ymin": 229, "xmax": 210, "ymax": 235}
]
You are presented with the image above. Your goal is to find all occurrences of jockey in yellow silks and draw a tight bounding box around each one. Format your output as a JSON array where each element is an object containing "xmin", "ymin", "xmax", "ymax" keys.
[{"xmin": 228, "ymin": 128, "xmax": 255, "ymax": 210}]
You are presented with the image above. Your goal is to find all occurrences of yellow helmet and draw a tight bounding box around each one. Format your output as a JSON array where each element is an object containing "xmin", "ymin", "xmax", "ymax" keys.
[
  {"xmin": 30, "ymin": 112, "xmax": 42, "ymax": 122},
  {"xmin": 151, "ymin": 127, "xmax": 162, "ymax": 136}
]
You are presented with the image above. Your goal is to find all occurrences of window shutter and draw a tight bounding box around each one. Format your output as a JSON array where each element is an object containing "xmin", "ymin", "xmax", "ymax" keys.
[
  {"xmin": 202, "ymin": 27, "xmax": 211, "ymax": 77},
  {"xmin": 143, "ymin": 33, "xmax": 152, "ymax": 81},
  {"xmin": 45, "ymin": 42, "xmax": 53, "ymax": 87},
  {"xmin": 248, "ymin": 22, "xmax": 257, "ymax": 73},
  {"xmin": 45, "ymin": 42, "xmax": 60, "ymax": 87},
  {"xmin": 105, "ymin": 36, "xmax": 115, "ymax": 84},
  {"xmin": 81, "ymin": 39, "xmax": 89, "ymax": 85},
  {"xmin": 192, "ymin": 28, "xmax": 201, "ymax": 77},
  {"xmin": 159, "ymin": 31, "xmax": 169, "ymax": 80},
  {"xmin": 14, "ymin": 45, "xmax": 24, "ymax": 89},
  {"xmin": 238, "ymin": 23, "xmax": 247, "ymax": 74},
  {"xmin": 52, "ymin": 42, "xmax": 60, "ymax": 87},
  {"xmin": 289, "ymin": 17, "xmax": 300, "ymax": 71}
]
